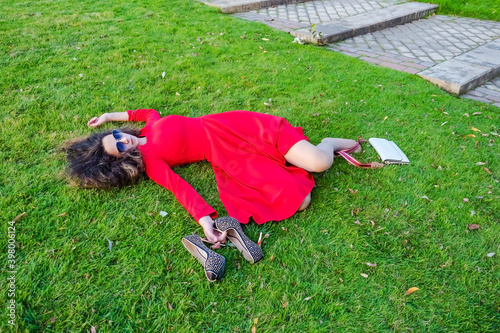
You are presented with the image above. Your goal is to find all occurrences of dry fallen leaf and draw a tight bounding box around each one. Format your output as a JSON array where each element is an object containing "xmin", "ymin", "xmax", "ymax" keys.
[
  {"xmin": 421, "ymin": 195, "xmax": 433, "ymax": 202},
  {"xmin": 59, "ymin": 212, "xmax": 67, "ymax": 217},
  {"xmin": 405, "ymin": 287, "xmax": 420, "ymax": 295},
  {"xmin": 106, "ymin": 238, "xmax": 112, "ymax": 251},
  {"xmin": 360, "ymin": 273, "xmax": 369, "ymax": 278},
  {"xmin": 304, "ymin": 295, "xmax": 314, "ymax": 301},
  {"xmin": 471, "ymin": 127, "xmax": 481, "ymax": 132},
  {"xmin": 90, "ymin": 327, "xmax": 97, "ymax": 333},
  {"xmin": 366, "ymin": 262, "xmax": 377, "ymax": 267},
  {"xmin": 486, "ymin": 252, "xmax": 495, "ymax": 257},
  {"xmin": 167, "ymin": 302, "xmax": 173, "ymax": 310},
  {"xmin": 467, "ymin": 224, "xmax": 480, "ymax": 230},
  {"xmin": 282, "ymin": 302, "xmax": 289, "ymax": 308},
  {"xmin": 484, "ymin": 167, "xmax": 492, "ymax": 175},
  {"xmin": 51, "ymin": 316, "xmax": 56, "ymax": 323},
  {"xmin": 12, "ymin": 212, "xmax": 27, "ymax": 222}
]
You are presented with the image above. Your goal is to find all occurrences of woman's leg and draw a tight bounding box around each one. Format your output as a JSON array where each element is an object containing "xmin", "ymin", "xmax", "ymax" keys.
[
  {"xmin": 284, "ymin": 138, "xmax": 358, "ymax": 173},
  {"xmin": 287, "ymin": 138, "xmax": 358, "ymax": 212},
  {"xmin": 298, "ymin": 192, "xmax": 312, "ymax": 211}
]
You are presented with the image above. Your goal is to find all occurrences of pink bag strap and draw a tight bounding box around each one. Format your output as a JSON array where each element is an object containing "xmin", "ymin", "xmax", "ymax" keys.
[{"xmin": 334, "ymin": 138, "xmax": 384, "ymax": 169}]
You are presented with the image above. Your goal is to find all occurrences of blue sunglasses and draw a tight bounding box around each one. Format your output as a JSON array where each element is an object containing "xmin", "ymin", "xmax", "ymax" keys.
[{"xmin": 112, "ymin": 130, "xmax": 126, "ymax": 153}]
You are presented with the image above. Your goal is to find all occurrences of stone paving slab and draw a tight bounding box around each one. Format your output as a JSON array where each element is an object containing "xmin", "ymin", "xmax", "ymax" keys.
[
  {"xmin": 418, "ymin": 39, "xmax": 500, "ymax": 95},
  {"xmin": 252, "ymin": 0, "xmax": 402, "ymax": 25},
  {"xmin": 290, "ymin": 2, "xmax": 438, "ymax": 44},
  {"xmin": 418, "ymin": 59, "xmax": 496, "ymax": 95},
  {"xmin": 199, "ymin": 0, "xmax": 312, "ymax": 13}
]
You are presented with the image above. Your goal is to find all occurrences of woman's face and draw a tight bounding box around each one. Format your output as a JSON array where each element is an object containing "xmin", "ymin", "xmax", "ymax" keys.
[{"xmin": 102, "ymin": 130, "xmax": 140, "ymax": 157}]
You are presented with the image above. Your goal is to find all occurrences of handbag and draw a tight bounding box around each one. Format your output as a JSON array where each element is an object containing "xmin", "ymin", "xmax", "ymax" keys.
[
  {"xmin": 368, "ymin": 138, "xmax": 410, "ymax": 164},
  {"xmin": 335, "ymin": 138, "xmax": 409, "ymax": 169}
]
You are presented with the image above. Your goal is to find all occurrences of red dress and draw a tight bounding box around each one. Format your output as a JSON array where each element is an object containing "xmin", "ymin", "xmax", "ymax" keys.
[{"xmin": 127, "ymin": 109, "xmax": 315, "ymax": 224}]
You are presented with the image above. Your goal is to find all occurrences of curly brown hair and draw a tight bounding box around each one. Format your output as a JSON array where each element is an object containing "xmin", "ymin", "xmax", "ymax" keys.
[{"xmin": 65, "ymin": 127, "xmax": 145, "ymax": 188}]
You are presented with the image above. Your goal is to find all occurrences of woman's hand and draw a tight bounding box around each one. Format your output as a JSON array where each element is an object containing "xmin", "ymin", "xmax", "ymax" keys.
[
  {"xmin": 87, "ymin": 114, "xmax": 109, "ymax": 128},
  {"xmin": 199, "ymin": 216, "xmax": 227, "ymax": 249}
]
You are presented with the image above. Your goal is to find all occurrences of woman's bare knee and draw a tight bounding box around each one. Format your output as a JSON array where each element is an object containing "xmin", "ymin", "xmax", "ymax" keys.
[
  {"xmin": 310, "ymin": 151, "xmax": 333, "ymax": 172},
  {"xmin": 285, "ymin": 140, "xmax": 333, "ymax": 173}
]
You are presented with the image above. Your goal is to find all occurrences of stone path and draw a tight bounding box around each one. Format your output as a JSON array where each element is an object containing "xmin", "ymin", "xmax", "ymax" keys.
[
  {"xmin": 255, "ymin": 0, "xmax": 402, "ymax": 25},
  {"xmin": 199, "ymin": 0, "xmax": 500, "ymax": 107},
  {"xmin": 328, "ymin": 15, "xmax": 499, "ymax": 63},
  {"xmin": 462, "ymin": 76, "xmax": 500, "ymax": 105}
]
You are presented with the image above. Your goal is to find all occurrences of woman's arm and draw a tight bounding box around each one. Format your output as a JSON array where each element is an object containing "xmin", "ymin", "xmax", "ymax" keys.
[
  {"xmin": 87, "ymin": 112, "xmax": 129, "ymax": 128},
  {"xmin": 144, "ymin": 157, "xmax": 223, "ymax": 242},
  {"xmin": 88, "ymin": 109, "xmax": 160, "ymax": 127}
]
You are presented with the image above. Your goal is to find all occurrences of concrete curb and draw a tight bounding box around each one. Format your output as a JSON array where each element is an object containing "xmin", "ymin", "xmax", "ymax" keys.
[
  {"xmin": 418, "ymin": 39, "xmax": 500, "ymax": 95},
  {"xmin": 289, "ymin": 2, "xmax": 438, "ymax": 44}
]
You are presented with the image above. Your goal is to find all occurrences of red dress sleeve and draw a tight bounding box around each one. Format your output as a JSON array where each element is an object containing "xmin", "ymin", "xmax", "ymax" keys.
[
  {"xmin": 127, "ymin": 109, "xmax": 161, "ymax": 124},
  {"xmin": 143, "ymin": 156, "xmax": 218, "ymax": 222}
]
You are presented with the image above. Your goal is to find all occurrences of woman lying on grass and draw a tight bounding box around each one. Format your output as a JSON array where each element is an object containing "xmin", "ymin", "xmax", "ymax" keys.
[{"xmin": 66, "ymin": 109, "xmax": 362, "ymax": 280}]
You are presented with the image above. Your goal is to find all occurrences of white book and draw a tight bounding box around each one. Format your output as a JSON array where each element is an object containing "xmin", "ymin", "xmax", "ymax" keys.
[{"xmin": 368, "ymin": 138, "xmax": 410, "ymax": 164}]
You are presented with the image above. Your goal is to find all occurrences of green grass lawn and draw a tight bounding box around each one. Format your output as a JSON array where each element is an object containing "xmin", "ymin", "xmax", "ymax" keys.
[
  {"xmin": 427, "ymin": 0, "xmax": 500, "ymax": 21},
  {"xmin": 1, "ymin": 0, "xmax": 499, "ymax": 332}
]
